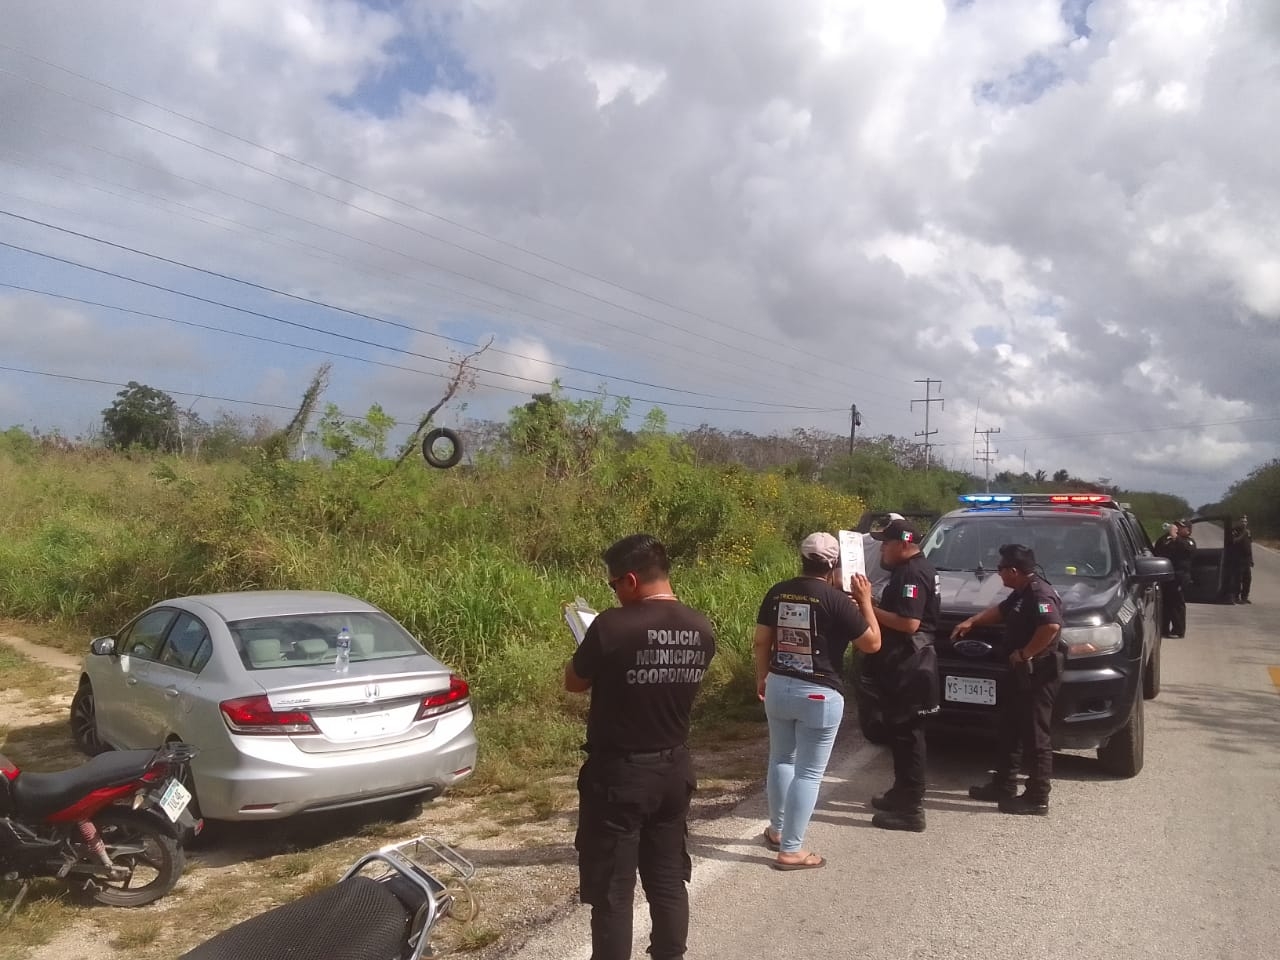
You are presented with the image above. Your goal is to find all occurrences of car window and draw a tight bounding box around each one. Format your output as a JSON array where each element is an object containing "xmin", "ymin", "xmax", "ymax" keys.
[
  {"xmin": 119, "ymin": 609, "xmax": 177, "ymax": 662},
  {"xmin": 923, "ymin": 516, "xmax": 1117, "ymax": 577},
  {"xmin": 227, "ymin": 611, "xmax": 427, "ymax": 671},
  {"xmin": 160, "ymin": 613, "xmax": 213, "ymax": 673}
]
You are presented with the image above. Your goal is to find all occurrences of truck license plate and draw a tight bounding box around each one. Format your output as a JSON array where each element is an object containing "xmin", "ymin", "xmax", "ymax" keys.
[{"xmin": 945, "ymin": 676, "xmax": 997, "ymax": 705}]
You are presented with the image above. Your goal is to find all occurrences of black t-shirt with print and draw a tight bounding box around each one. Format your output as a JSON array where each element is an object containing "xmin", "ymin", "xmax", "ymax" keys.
[
  {"xmin": 756, "ymin": 577, "xmax": 869, "ymax": 694},
  {"xmin": 572, "ymin": 600, "xmax": 716, "ymax": 754},
  {"xmin": 997, "ymin": 575, "xmax": 1065, "ymax": 653},
  {"xmin": 877, "ymin": 553, "xmax": 941, "ymax": 649}
]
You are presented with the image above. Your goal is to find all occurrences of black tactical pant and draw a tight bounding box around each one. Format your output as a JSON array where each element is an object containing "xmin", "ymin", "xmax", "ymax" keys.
[
  {"xmin": 1162, "ymin": 581, "xmax": 1186, "ymax": 636},
  {"xmin": 994, "ymin": 653, "xmax": 1063, "ymax": 803},
  {"xmin": 1240, "ymin": 566, "xmax": 1251, "ymax": 601},
  {"xmin": 1221, "ymin": 562, "xmax": 1241, "ymax": 602},
  {"xmin": 575, "ymin": 747, "xmax": 694, "ymax": 960},
  {"xmin": 886, "ymin": 717, "xmax": 927, "ymax": 807}
]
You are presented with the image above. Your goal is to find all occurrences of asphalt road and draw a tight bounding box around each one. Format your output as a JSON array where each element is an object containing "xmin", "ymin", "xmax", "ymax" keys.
[{"xmin": 513, "ymin": 533, "xmax": 1278, "ymax": 960}]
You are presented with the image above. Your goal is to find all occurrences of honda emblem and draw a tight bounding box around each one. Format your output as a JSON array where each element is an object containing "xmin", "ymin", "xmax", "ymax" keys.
[{"xmin": 363, "ymin": 683, "xmax": 380, "ymax": 700}]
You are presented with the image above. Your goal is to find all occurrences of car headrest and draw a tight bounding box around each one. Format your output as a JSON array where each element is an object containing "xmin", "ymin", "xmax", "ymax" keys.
[{"xmin": 247, "ymin": 637, "xmax": 282, "ymax": 666}]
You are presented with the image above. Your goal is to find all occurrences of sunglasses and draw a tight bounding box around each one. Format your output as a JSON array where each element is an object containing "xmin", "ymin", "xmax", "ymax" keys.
[{"xmin": 607, "ymin": 574, "xmax": 630, "ymax": 591}]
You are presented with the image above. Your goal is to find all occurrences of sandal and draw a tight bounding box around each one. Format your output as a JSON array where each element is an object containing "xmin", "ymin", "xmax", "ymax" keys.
[
  {"xmin": 761, "ymin": 827, "xmax": 781, "ymax": 851},
  {"xmin": 773, "ymin": 852, "xmax": 825, "ymax": 872}
]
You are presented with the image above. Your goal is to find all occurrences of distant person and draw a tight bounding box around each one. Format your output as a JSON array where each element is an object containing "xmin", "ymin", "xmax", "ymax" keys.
[
  {"xmin": 1225, "ymin": 516, "xmax": 1253, "ymax": 604},
  {"xmin": 1154, "ymin": 520, "xmax": 1196, "ymax": 638},
  {"xmin": 565, "ymin": 534, "xmax": 716, "ymax": 960},
  {"xmin": 951, "ymin": 544, "xmax": 1064, "ymax": 815},
  {"xmin": 753, "ymin": 532, "xmax": 880, "ymax": 869}
]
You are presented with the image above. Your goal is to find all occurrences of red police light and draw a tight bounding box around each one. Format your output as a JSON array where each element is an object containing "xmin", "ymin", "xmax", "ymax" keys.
[{"xmin": 1049, "ymin": 494, "xmax": 1113, "ymax": 504}]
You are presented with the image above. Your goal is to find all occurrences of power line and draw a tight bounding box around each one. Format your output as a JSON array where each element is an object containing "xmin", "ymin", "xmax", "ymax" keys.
[
  {"xmin": 0, "ymin": 211, "xmax": 844, "ymax": 414},
  {"xmin": 0, "ymin": 60, "xmax": 899, "ymax": 388},
  {"xmin": 974, "ymin": 425, "xmax": 1001, "ymax": 492}
]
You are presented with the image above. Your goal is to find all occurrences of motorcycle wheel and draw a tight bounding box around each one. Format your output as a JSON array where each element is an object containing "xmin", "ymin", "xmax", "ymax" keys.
[{"xmin": 75, "ymin": 808, "xmax": 185, "ymax": 907}]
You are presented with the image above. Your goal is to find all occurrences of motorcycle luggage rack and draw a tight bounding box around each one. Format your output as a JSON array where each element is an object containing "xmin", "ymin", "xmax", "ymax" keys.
[{"xmin": 341, "ymin": 835, "xmax": 476, "ymax": 960}]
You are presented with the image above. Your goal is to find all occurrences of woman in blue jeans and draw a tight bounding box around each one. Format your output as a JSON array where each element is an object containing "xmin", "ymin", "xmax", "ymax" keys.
[{"xmin": 753, "ymin": 532, "xmax": 880, "ymax": 870}]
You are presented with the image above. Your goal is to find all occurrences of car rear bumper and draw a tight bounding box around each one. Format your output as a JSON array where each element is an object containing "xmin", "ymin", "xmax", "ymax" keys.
[{"xmin": 194, "ymin": 707, "xmax": 478, "ymax": 820}]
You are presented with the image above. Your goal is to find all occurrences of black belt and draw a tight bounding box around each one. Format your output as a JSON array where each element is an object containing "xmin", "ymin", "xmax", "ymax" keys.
[{"xmin": 584, "ymin": 744, "xmax": 684, "ymax": 762}]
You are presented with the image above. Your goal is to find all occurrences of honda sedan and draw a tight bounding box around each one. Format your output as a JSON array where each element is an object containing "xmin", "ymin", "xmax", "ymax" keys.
[{"xmin": 70, "ymin": 591, "xmax": 477, "ymax": 821}]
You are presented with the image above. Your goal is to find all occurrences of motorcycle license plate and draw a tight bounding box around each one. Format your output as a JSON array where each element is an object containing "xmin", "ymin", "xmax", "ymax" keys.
[{"xmin": 158, "ymin": 778, "xmax": 192, "ymax": 823}]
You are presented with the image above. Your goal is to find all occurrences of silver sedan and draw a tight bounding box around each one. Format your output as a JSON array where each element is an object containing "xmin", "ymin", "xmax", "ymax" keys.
[{"xmin": 70, "ymin": 591, "xmax": 478, "ymax": 821}]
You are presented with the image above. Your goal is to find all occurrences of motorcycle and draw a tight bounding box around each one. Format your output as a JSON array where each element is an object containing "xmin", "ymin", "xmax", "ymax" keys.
[
  {"xmin": 180, "ymin": 836, "xmax": 475, "ymax": 960},
  {"xmin": 1, "ymin": 741, "xmax": 201, "ymax": 916}
]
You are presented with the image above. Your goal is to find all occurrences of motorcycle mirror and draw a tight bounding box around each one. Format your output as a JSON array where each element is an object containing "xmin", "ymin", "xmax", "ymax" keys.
[{"xmin": 90, "ymin": 636, "xmax": 117, "ymax": 656}]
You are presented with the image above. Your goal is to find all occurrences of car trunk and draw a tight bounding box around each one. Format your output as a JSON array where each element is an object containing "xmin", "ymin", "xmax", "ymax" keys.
[{"xmin": 256, "ymin": 661, "xmax": 454, "ymax": 754}]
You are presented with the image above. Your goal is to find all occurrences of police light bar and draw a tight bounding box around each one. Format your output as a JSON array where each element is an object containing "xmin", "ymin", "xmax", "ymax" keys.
[{"xmin": 959, "ymin": 493, "xmax": 1115, "ymax": 505}]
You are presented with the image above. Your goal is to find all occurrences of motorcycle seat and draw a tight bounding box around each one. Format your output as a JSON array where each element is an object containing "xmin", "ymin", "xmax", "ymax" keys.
[
  {"xmin": 12, "ymin": 749, "xmax": 162, "ymax": 820},
  {"xmin": 180, "ymin": 875, "xmax": 410, "ymax": 960}
]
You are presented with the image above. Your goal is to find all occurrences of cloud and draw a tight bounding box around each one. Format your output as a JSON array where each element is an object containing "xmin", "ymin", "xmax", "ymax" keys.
[{"xmin": 0, "ymin": 0, "xmax": 1276, "ymax": 507}]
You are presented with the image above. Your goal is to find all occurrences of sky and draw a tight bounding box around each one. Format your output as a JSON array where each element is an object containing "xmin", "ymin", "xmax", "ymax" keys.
[{"xmin": 1, "ymin": 0, "xmax": 1277, "ymax": 507}]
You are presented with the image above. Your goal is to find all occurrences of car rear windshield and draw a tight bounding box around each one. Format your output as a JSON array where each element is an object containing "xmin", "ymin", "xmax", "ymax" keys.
[
  {"xmin": 228, "ymin": 612, "xmax": 426, "ymax": 671},
  {"xmin": 922, "ymin": 516, "xmax": 1117, "ymax": 578}
]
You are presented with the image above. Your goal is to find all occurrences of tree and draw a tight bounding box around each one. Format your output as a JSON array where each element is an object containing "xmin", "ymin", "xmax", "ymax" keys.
[
  {"xmin": 1034, "ymin": 469, "xmax": 1047, "ymax": 483},
  {"xmin": 1053, "ymin": 469, "xmax": 1070, "ymax": 483},
  {"xmin": 101, "ymin": 382, "xmax": 179, "ymax": 451}
]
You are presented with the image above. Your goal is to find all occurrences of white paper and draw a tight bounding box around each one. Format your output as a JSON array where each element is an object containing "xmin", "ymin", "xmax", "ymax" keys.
[
  {"xmin": 562, "ymin": 597, "xmax": 598, "ymax": 647},
  {"xmin": 837, "ymin": 530, "xmax": 866, "ymax": 591}
]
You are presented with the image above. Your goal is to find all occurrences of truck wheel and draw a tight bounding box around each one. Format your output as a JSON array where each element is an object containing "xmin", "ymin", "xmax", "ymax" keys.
[
  {"xmin": 1142, "ymin": 637, "xmax": 1161, "ymax": 700},
  {"xmin": 1097, "ymin": 683, "xmax": 1145, "ymax": 778}
]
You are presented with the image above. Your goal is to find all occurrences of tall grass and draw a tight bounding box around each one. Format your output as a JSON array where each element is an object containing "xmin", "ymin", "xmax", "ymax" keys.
[{"xmin": 0, "ymin": 445, "xmax": 863, "ymax": 779}]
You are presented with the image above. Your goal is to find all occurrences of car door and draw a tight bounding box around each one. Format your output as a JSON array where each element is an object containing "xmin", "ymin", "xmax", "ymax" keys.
[
  {"xmin": 1117, "ymin": 514, "xmax": 1157, "ymax": 652},
  {"xmin": 99, "ymin": 608, "xmax": 178, "ymax": 748},
  {"xmin": 130, "ymin": 612, "xmax": 212, "ymax": 746}
]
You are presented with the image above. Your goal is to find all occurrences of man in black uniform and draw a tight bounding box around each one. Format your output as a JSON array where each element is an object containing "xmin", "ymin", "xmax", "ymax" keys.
[
  {"xmin": 1226, "ymin": 516, "xmax": 1253, "ymax": 603},
  {"xmin": 865, "ymin": 518, "xmax": 940, "ymax": 832},
  {"xmin": 565, "ymin": 534, "xmax": 716, "ymax": 960},
  {"xmin": 952, "ymin": 544, "xmax": 1064, "ymax": 815},
  {"xmin": 1154, "ymin": 520, "xmax": 1195, "ymax": 637}
]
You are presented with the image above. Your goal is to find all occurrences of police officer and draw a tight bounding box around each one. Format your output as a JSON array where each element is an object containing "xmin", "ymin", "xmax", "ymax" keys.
[
  {"xmin": 952, "ymin": 544, "xmax": 1064, "ymax": 815},
  {"xmin": 1226, "ymin": 516, "xmax": 1253, "ymax": 603},
  {"xmin": 565, "ymin": 534, "xmax": 716, "ymax": 960},
  {"xmin": 865, "ymin": 518, "xmax": 940, "ymax": 832},
  {"xmin": 1155, "ymin": 520, "xmax": 1196, "ymax": 637}
]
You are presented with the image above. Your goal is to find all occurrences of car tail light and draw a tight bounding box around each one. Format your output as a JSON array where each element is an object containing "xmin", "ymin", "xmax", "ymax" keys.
[
  {"xmin": 220, "ymin": 695, "xmax": 318, "ymax": 735},
  {"xmin": 415, "ymin": 675, "xmax": 470, "ymax": 721}
]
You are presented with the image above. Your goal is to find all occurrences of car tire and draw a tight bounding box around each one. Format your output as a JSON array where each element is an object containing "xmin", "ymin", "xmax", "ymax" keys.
[
  {"xmin": 422, "ymin": 427, "xmax": 463, "ymax": 469},
  {"xmin": 70, "ymin": 680, "xmax": 109, "ymax": 756},
  {"xmin": 1143, "ymin": 637, "xmax": 1162, "ymax": 701},
  {"xmin": 1097, "ymin": 681, "xmax": 1145, "ymax": 778}
]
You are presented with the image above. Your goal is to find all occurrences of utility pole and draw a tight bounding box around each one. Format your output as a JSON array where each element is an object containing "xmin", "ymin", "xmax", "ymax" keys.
[
  {"xmin": 848, "ymin": 403, "xmax": 862, "ymax": 456},
  {"xmin": 911, "ymin": 379, "xmax": 944, "ymax": 470},
  {"xmin": 975, "ymin": 426, "xmax": 1001, "ymax": 492}
]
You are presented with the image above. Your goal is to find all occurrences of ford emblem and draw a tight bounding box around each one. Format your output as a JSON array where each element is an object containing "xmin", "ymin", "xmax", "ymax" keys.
[{"xmin": 953, "ymin": 639, "xmax": 993, "ymax": 658}]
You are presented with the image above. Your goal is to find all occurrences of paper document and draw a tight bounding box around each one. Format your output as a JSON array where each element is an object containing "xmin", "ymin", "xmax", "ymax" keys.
[
  {"xmin": 837, "ymin": 530, "xmax": 866, "ymax": 590},
  {"xmin": 562, "ymin": 597, "xmax": 599, "ymax": 647}
]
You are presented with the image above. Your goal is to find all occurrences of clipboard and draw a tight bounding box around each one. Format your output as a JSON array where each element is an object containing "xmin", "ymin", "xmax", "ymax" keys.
[
  {"xmin": 837, "ymin": 530, "xmax": 866, "ymax": 591},
  {"xmin": 562, "ymin": 597, "xmax": 598, "ymax": 646}
]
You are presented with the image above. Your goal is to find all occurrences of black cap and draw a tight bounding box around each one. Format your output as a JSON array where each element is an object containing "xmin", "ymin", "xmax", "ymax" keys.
[{"xmin": 870, "ymin": 518, "xmax": 921, "ymax": 543}]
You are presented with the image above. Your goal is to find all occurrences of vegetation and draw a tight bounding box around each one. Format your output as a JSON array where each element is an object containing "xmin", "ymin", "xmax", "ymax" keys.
[{"xmin": 1202, "ymin": 458, "xmax": 1279, "ymax": 539}]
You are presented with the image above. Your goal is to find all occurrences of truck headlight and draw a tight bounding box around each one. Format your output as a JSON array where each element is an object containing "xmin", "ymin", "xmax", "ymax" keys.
[{"xmin": 1062, "ymin": 623, "xmax": 1123, "ymax": 659}]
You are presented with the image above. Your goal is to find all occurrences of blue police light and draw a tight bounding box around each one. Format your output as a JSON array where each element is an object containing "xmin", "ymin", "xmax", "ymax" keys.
[{"xmin": 959, "ymin": 494, "xmax": 1014, "ymax": 503}]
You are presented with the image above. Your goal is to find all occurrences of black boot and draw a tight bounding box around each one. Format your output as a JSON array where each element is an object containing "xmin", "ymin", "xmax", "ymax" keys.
[
  {"xmin": 998, "ymin": 793, "xmax": 1049, "ymax": 816},
  {"xmin": 870, "ymin": 789, "xmax": 917, "ymax": 812},
  {"xmin": 872, "ymin": 807, "xmax": 926, "ymax": 832},
  {"xmin": 968, "ymin": 779, "xmax": 1016, "ymax": 802}
]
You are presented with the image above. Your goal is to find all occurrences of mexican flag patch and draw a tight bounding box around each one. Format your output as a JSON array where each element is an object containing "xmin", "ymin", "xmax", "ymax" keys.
[
  {"xmin": 1038, "ymin": 602, "xmax": 1052, "ymax": 613},
  {"xmin": 903, "ymin": 584, "xmax": 919, "ymax": 598}
]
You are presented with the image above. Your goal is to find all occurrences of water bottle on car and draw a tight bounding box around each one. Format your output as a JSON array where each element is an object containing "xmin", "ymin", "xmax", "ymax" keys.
[{"xmin": 335, "ymin": 626, "xmax": 351, "ymax": 674}]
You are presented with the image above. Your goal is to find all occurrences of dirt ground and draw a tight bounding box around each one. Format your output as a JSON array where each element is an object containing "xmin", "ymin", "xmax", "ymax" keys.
[{"xmin": 0, "ymin": 633, "xmax": 768, "ymax": 960}]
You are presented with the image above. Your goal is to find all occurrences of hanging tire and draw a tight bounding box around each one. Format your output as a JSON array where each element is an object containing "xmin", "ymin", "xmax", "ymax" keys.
[
  {"xmin": 1097, "ymin": 682, "xmax": 1145, "ymax": 778},
  {"xmin": 75, "ymin": 808, "xmax": 185, "ymax": 907},
  {"xmin": 70, "ymin": 681, "xmax": 109, "ymax": 756},
  {"xmin": 422, "ymin": 427, "xmax": 463, "ymax": 469}
]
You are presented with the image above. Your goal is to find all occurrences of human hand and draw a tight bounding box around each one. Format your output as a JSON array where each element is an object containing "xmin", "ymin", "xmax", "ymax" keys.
[
  {"xmin": 1007, "ymin": 650, "xmax": 1023, "ymax": 667},
  {"xmin": 952, "ymin": 619, "xmax": 974, "ymax": 639},
  {"xmin": 849, "ymin": 573, "xmax": 873, "ymax": 603},
  {"xmin": 756, "ymin": 675, "xmax": 767, "ymax": 702}
]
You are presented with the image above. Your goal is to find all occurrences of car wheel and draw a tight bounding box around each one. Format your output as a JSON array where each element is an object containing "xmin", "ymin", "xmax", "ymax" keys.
[
  {"xmin": 70, "ymin": 681, "xmax": 109, "ymax": 756},
  {"xmin": 1097, "ymin": 681, "xmax": 1145, "ymax": 778},
  {"xmin": 1143, "ymin": 636, "xmax": 1162, "ymax": 701}
]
